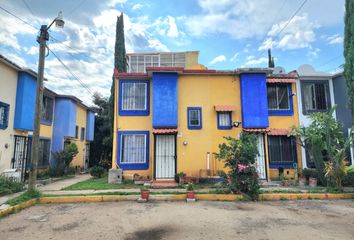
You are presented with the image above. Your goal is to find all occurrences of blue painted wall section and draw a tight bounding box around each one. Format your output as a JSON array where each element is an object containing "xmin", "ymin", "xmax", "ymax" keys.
[
  {"xmin": 86, "ymin": 110, "xmax": 95, "ymax": 141},
  {"xmin": 152, "ymin": 72, "xmax": 178, "ymax": 128},
  {"xmin": 14, "ymin": 72, "xmax": 36, "ymax": 131},
  {"xmin": 240, "ymin": 73, "xmax": 269, "ymax": 128},
  {"xmin": 51, "ymin": 98, "xmax": 77, "ymax": 165}
]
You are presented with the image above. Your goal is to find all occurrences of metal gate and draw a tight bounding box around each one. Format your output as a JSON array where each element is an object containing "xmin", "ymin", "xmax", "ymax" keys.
[
  {"xmin": 256, "ymin": 134, "xmax": 267, "ymax": 180},
  {"xmin": 155, "ymin": 135, "xmax": 176, "ymax": 179},
  {"xmin": 84, "ymin": 143, "xmax": 90, "ymax": 171},
  {"xmin": 12, "ymin": 136, "xmax": 30, "ymax": 182}
]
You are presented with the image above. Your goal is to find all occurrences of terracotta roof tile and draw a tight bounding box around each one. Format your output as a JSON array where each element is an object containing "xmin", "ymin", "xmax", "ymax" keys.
[
  {"xmin": 214, "ymin": 105, "xmax": 236, "ymax": 112},
  {"xmin": 243, "ymin": 128, "xmax": 269, "ymax": 133},
  {"xmin": 152, "ymin": 128, "xmax": 178, "ymax": 134},
  {"xmin": 268, "ymin": 128, "xmax": 290, "ymax": 136},
  {"xmin": 267, "ymin": 78, "xmax": 296, "ymax": 83}
]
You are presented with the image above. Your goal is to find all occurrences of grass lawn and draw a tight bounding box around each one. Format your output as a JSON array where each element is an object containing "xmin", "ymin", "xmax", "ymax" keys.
[{"xmin": 63, "ymin": 176, "xmax": 140, "ymax": 190}]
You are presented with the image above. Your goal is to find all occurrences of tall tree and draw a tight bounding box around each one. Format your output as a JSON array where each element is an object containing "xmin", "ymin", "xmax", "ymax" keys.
[
  {"xmin": 344, "ymin": 0, "xmax": 354, "ymax": 117},
  {"xmin": 268, "ymin": 48, "xmax": 275, "ymax": 68}
]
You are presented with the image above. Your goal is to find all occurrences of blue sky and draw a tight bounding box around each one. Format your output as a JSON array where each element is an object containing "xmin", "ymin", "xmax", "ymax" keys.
[{"xmin": 0, "ymin": 0, "xmax": 345, "ymax": 104}]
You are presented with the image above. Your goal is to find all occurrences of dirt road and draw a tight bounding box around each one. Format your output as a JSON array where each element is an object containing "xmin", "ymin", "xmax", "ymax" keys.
[{"xmin": 1, "ymin": 200, "xmax": 354, "ymax": 240}]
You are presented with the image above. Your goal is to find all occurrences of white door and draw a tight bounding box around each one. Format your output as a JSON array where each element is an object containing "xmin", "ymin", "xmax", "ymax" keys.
[
  {"xmin": 155, "ymin": 135, "xmax": 176, "ymax": 179},
  {"xmin": 256, "ymin": 134, "xmax": 267, "ymax": 180}
]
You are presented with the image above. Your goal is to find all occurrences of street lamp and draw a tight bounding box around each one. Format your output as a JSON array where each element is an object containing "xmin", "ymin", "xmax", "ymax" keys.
[{"xmin": 28, "ymin": 12, "xmax": 65, "ymax": 191}]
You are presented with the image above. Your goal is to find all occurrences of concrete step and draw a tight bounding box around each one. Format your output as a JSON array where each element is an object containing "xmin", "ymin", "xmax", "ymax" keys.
[{"xmin": 151, "ymin": 180, "xmax": 178, "ymax": 189}]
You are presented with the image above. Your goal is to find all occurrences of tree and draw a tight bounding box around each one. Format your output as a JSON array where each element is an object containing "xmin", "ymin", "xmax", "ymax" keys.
[
  {"xmin": 216, "ymin": 133, "xmax": 260, "ymax": 201},
  {"xmin": 344, "ymin": 0, "xmax": 354, "ymax": 117},
  {"xmin": 268, "ymin": 48, "xmax": 275, "ymax": 68},
  {"xmin": 51, "ymin": 142, "xmax": 78, "ymax": 176},
  {"xmin": 89, "ymin": 92, "xmax": 112, "ymax": 168}
]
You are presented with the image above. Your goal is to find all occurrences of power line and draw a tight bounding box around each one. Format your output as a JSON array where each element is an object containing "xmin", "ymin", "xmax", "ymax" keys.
[
  {"xmin": 66, "ymin": 0, "xmax": 88, "ymax": 18},
  {"xmin": 315, "ymin": 54, "xmax": 342, "ymax": 69},
  {"xmin": 0, "ymin": 4, "xmax": 37, "ymax": 30},
  {"xmin": 22, "ymin": 0, "xmax": 35, "ymax": 17},
  {"xmin": 49, "ymin": 36, "xmax": 93, "ymax": 60},
  {"xmin": 257, "ymin": 0, "xmax": 308, "ymax": 58},
  {"xmin": 47, "ymin": 47, "xmax": 95, "ymax": 97}
]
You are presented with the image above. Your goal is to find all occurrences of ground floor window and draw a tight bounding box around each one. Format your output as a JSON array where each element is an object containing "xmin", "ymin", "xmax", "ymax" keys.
[
  {"xmin": 38, "ymin": 139, "xmax": 51, "ymax": 167},
  {"xmin": 268, "ymin": 136, "xmax": 296, "ymax": 168},
  {"xmin": 117, "ymin": 131, "xmax": 149, "ymax": 170}
]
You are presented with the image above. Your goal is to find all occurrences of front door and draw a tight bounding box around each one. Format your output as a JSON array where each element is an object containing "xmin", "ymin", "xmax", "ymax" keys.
[
  {"xmin": 155, "ymin": 135, "xmax": 176, "ymax": 179},
  {"xmin": 12, "ymin": 135, "xmax": 30, "ymax": 181},
  {"xmin": 256, "ymin": 134, "xmax": 267, "ymax": 180}
]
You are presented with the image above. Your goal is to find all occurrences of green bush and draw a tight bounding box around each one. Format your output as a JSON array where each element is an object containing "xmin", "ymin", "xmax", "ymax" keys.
[
  {"xmin": 0, "ymin": 176, "xmax": 24, "ymax": 195},
  {"xmin": 51, "ymin": 142, "xmax": 79, "ymax": 177},
  {"xmin": 216, "ymin": 133, "xmax": 260, "ymax": 201},
  {"xmin": 89, "ymin": 166, "xmax": 106, "ymax": 178},
  {"xmin": 343, "ymin": 172, "xmax": 354, "ymax": 187},
  {"xmin": 302, "ymin": 168, "xmax": 318, "ymax": 179}
]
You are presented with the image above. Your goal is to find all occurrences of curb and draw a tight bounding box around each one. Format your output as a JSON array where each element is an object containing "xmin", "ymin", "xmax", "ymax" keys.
[{"xmin": 1, "ymin": 192, "xmax": 353, "ymax": 218}]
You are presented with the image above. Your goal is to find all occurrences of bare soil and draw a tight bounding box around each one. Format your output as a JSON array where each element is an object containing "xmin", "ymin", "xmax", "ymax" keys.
[{"xmin": 1, "ymin": 200, "xmax": 354, "ymax": 240}]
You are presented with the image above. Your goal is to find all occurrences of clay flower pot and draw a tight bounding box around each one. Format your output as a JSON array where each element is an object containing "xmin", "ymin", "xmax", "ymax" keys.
[
  {"xmin": 282, "ymin": 180, "xmax": 289, "ymax": 187},
  {"xmin": 186, "ymin": 191, "xmax": 195, "ymax": 199},
  {"xmin": 309, "ymin": 177, "xmax": 317, "ymax": 187},
  {"xmin": 298, "ymin": 177, "xmax": 307, "ymax": 187},
  {"xmin": 140, "ymin": 190, "xmax": 150, "ymax": 200}
]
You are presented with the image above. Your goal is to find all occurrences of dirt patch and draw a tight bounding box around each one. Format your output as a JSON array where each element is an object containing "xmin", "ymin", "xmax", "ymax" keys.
[
  {"xmin": 52, "ymin": 222, "xmax": 79, "ymax": 231},
  {"xmin": 125, "ymin": 226, "xmax": 173, "ymax": 240}
]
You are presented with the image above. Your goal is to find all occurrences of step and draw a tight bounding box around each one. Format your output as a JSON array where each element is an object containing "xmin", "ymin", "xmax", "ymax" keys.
[{"xmin": 151, "ymin": 180, "xmax": 178, "ymax": 189}]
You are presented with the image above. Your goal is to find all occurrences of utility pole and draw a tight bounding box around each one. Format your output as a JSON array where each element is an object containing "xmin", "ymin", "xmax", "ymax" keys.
[{"xmin": 28, "ymin": 13, "xmax": 64, "ymax": 191}]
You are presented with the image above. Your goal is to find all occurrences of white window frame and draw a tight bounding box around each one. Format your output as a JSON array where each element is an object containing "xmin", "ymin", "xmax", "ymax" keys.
[
  {"xmin": 121, "ymin": 82, "xmax": 148, "ymax": 111},
  {"xmin": 120, "ymin": 134, "xmax": 147, "ymax": 164}
]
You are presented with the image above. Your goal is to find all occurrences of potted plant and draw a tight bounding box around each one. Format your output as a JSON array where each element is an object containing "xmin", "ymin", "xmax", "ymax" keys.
[
  {"xmin": 303, "ymin": 168, "xmax": 318, "ymax": 187},
  {"xmin": 279, "ymin": 173, "xmax": 289, "ymax": 187},
  {"xmin": 140, "ymin": 186, "xmax": 150, "ymax": 201},
  {"xmin": 298, "ymin": 169, "xmax": 307, "ymax": 187},
  {"xmin": 175, "ymin": 172, "xmax": 186, "ymax": 184},
  {"xmin": 186, "ymin": 182, "xmax": 195, "ymax": 201}
]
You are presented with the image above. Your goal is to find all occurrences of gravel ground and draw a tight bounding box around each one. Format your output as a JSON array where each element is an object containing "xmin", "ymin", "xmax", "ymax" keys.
[{"xmin": 1, "ymin": 200, "xmax": 354, "ymax": 240}]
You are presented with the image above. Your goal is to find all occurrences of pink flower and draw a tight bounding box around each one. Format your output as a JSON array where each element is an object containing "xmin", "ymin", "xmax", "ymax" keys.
[{"xmin": 238, "ymin": 164, "xmax": 247, "ymax": 172}]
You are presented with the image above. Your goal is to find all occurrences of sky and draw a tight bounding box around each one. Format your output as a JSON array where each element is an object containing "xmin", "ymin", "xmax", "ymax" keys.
[{"xmin": 0, "ymin": 0, "xmax": 345, "ymax": 105}]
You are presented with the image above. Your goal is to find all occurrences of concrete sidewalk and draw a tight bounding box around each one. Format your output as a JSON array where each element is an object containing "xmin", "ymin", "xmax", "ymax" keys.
[{"xmin": 38, "ymin": 174, "xmax": 91, "ymax": 191}]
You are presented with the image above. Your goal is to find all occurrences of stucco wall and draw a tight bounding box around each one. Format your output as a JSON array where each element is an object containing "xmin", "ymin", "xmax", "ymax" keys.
[
  {"xmin": 0, "ymin": 62, "xmax": 18, "ymax": 172},
  {"xmin": 71, "ymin": 105, "xmax": 88, "ymax": 167}
]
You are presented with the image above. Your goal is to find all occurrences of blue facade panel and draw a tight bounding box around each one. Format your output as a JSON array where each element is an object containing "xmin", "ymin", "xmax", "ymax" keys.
[
  {"xmin": 14, "ymin": 72, "xmax": 36, "ymax": 131},
  {"xmin": 86, "ymin": 111, "xmax": 95, "ymax": 141},
  {"xmin": 51, "ymin": 98, "xmax": 77, "ymax": 165},
  {"xmin": 152, "ymin": 72, "xmax": 178, "ymax": 128},
  {"xmin": 240, "ymin": 73, "xmax": 269, "ymax": 128}
]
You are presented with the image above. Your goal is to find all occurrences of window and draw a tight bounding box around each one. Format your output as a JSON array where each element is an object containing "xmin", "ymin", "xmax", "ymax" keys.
[
  {"xmin": 217, "ymin": 112, "xmax": 232, "ymax": 129},
  {"xmin": 268, "ymin": 136, "xmax": 296, "ymax": 167},
  {"xmin": 81, "ymin": 127, "xmax": 85, "ymax": 141},
  {"xmin": 117, "ymin": 131, "xmax": 149, "ymax": 170},
  {"xmin": 301, "ymin": 81, "xmax": 330, "ymax": 114},
  {"xmin": 41, "ymin": 96, "xmax": 54, "ymax": 124},
  {"xmin": 75, "ymin": 126, "xmax": 79, "ymax": 139},
  {"xmin": 119, "ymin": 80, "xmax": 150, "ymax": 116},
  {"xmin": 38, "ymin": 139, "xmax": 50, "ymax": 168},
  {"xmin": 268, "ymin": 84, "xmax": 289, "ymax": 110},
  {"xmin": 187, "ymin": 107, "xmax": 202, "ymax": 129},
  {"xmin": 0, "ymin": 101, "xmax": 9, "ymax": 129}
]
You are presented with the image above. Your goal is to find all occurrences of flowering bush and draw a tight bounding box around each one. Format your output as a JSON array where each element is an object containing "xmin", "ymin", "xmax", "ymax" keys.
[{"xmin": 216, "ymin": 133, "xmax": 260, "ymax": 201}]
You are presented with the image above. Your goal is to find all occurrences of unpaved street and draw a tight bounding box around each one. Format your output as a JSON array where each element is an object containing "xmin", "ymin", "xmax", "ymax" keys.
[{"xmin": 1, "ymin": 200, "xmax": 354, "ymax": 240}]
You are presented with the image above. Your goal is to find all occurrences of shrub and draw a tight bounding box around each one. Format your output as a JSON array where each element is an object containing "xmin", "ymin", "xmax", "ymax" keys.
[
  {"xmin": 174, "ymin": 172, "xmax": 185, "ymax": 183},
  {"xmin": 343, "ymin": 172, "xmax": 354, "ymax": 187},
  {"xmin": 216, "ymin": 133, "xmax": 260, "ymax": 201},
  {"xmin": 89, "ymin": 166, "xmax": 106, "ymax": 178},
  {"xmin": 186, "ymin": 182, "xmax": 195, "ymax": 191},
  {"xmin": 302, "ymin": 168, "xmax": 318, "ymax": 179},
  {"xmin": 51, "ymin": 142, "xmax": 79, "ymax": 177},
  {"xmin": 0, "ymin": 176, "xmax": 24, "ymax": 195}
]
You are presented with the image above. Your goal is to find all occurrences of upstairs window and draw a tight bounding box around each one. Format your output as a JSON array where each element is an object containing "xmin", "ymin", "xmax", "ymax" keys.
[
  {"xmin": 0, "ymin": 101, "xmax": 9, "ymax": 129},
  {"xmin": 119, "ymin": 80, "xmax": 150, "ymax": 116},
  {"xmin": 81, "ymin": 127, "xmax": 85, "ymax": 141},
  {"xmin": 75, "ymin": 126, "xmax": 79, "ymax": 139},
  {"xmin": 187, "ymin": 107, "xmax": 202, "ymax": 129},
  {"xmin": 301, "ymin": 81, "xmax": 330, "ymax": 114},
  {"xmin": 217, "ymin": 112, "xmax": 232, "ymax": 129},
  {"xmin": 41, "ymin": 96, "xmax": 54, "ymax": 124},
  {"xmin": 267, "ymin": 84, "xmax": 290, "ymax": 110}
]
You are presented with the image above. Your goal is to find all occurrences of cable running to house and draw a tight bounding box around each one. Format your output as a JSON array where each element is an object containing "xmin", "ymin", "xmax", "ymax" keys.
[{"xmin": 0, "ymin": 4, "xmax": 38, "ymax": 30}]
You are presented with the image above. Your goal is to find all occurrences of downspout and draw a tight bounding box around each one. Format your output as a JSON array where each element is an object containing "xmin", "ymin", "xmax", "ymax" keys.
[{"xmin": 111, "ymin": 77, "xmax": 118, "ymax": 169}]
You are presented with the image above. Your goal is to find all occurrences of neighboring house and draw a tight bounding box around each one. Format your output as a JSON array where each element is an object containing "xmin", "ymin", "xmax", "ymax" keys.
[
  {"xmin": 112, "ymin": 52, "xmax": 302, "ymax": 181},
  {"xmin": 295, "ymin": 64, "xmax": 336, "ymax": 169},
  {"xmin": 0, "ymin": 54, "xmax": 95, "ymax": 180},
  {"xmin": 332, "ymin": 72, "xmax": 354, "ymax": 164}
]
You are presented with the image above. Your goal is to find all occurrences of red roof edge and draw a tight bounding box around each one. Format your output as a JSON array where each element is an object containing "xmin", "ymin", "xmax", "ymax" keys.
[
  {"xmin": 183, "ymin": 69, "xmax": 217, "ymax": 74},
  {"xmin": 152, "ymin": 128, "xmax": 178, "ymax": 134},
  {"xmin": 113, "ymin": 68, "xmax": 148, "ymax": 77}
]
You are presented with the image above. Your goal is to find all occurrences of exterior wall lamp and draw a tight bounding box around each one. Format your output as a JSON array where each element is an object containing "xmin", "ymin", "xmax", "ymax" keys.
[{"xmin": 233, "ymin": 121, "xmax": 242, "ymax": 128}]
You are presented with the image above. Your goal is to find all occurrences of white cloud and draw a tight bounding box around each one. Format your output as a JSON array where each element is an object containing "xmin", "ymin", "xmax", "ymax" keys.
[
  {"xmin": 108, "ymin": 0, "xmax": 127, "ymax": 7},
  {"xmin": 132, "ymin": 3, "xmax": 143, "ymax": 11},
  {"xmin": 259, "ymin": 14, "xmax": 318, "ymax": 51},
  {"xmin": 326, "ymin": 34, "xmax": 343, "ymax": 44},
  {"xmin": 245, "ymin": 56, "xmax": 268, "ymax": 66},
  {"xmin": 307, "ymin": 47, "xmax": 320, "ymax": 59},
  {"xmin": 153, "ymin": 16, "xmax": 179, "ymax": 38},
  {"xmin": 209, "ymin": 55, "xmax": 226, "ymax": 65},
  {"xmin": 230, "ymin": 53, "xmax": 239, "ymax": 62}
]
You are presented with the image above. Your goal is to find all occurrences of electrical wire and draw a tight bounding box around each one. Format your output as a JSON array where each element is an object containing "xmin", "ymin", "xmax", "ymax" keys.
[{"xmin": 0, "ymin": 4, "xmax": 38, "ymax": 30}]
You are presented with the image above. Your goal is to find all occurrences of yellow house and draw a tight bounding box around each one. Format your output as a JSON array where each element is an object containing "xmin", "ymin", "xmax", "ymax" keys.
[{"xmin": 112, "ymin": 52, "xmax": 301, "ymax": 181}]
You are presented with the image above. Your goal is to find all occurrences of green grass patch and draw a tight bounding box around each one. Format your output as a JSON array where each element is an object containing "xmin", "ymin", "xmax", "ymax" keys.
[
  {"xmin": 0, "ymin": 176, "xmax": 24, "ymax": 196},
  {"xmin": 63, "ymin": 176, "xmax": 140, "ymax": 190},
  {"xmin": 6, "ymin": 190, "xmax": 41, "ymax": 206}
]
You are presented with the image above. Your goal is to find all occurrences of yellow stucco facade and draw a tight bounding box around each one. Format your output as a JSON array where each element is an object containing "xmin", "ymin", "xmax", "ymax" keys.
[{"xmin": 113, "ymin": 71, "xmax": 302, "ymax": 181}]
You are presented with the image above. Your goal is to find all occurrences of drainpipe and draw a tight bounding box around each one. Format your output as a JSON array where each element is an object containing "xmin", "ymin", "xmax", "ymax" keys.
[{"xmin": 207, "ymin": 152, "xmax": 210, "ymax": 170}]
